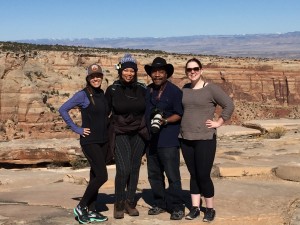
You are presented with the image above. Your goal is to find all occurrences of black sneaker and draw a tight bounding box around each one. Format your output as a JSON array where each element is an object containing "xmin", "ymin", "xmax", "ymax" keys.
[
  {"xmin": 148, "ymin": 206, "xmax": 166, "ymax": 215},
  {"xmin": 88, "ymin": 211, "xmax": 108, "ymax": 222},
  {"xmin": 73, "ymin": 205, "xmax": 90, "ymax": 224},
  {"xmin": 203, "ymin": 208, "xmax": 216, "ymax": 222},
  {"xmin": 170, "ymin": 210, "xmax": 184, "ymax": 220},
  {"xmin": 185, "ymin": 206, "xmax": 200, "ymax": 220}
]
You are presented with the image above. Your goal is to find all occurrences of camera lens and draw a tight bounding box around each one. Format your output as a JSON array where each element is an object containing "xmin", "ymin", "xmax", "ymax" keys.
[{"xmin": 151, "ymin": 113, "xmax": 162, "ymax": 133}]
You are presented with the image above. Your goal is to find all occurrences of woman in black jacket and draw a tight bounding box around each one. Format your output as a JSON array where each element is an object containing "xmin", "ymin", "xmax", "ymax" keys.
[{"xmin": 105, "ymin": 53, "xmax": 148, "ymax": 219}]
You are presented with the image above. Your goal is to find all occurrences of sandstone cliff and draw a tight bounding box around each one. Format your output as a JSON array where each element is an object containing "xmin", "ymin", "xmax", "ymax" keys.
[{"xmin": 0, "ymin": 50, "xmax": 300, "ymax": 142}]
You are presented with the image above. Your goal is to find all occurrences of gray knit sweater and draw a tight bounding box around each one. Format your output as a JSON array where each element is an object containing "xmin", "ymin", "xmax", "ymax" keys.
[{"xmin": 179, "ymin": 83, "xmax": 234, "ymax": 140}]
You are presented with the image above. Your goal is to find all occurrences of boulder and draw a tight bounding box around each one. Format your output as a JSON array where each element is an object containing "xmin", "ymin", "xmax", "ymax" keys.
[{"xmin": 274, "ymin": 164, "xmax": 300, "ymax": 182}]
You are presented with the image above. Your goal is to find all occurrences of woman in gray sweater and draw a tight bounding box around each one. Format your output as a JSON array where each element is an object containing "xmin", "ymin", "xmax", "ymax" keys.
[{"xmin": 179, "ymin": 58, "xmax": 234, "ymax": 222}]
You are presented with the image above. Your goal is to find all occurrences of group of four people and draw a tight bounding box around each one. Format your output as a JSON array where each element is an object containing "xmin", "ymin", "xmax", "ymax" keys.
[{"xmin": 59, "ymin": 54, "xmax": 234, "ymax": 224}]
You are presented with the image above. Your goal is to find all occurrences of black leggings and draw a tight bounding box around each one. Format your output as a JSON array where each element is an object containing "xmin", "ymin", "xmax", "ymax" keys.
[
  {"xmin": 180, "ymin": 136, "xmax": 216, "ymax": 198},
  {"xmin": 114, "ymin": 133, "xmax": 145, "ymax": 202},
  {"xmin": 80, "ymin": 143, "xmax": 108, "ymax": 209}
]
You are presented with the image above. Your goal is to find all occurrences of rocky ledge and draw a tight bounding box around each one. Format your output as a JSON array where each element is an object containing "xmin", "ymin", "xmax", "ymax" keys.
[{"xmin": 0, "ymin": 119, "xmax": 299, "ymax": 224}]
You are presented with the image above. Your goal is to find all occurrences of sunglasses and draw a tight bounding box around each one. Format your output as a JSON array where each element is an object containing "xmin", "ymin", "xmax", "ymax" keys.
[{"xmin": 186, "ymin": 67, "xmax": 200, "ymax": 73}]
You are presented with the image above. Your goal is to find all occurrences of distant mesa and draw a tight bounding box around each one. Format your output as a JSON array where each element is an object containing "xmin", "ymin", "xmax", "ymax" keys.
[{"xmin": 17, "ymin": 31, "xmax": 300, "ymax": 59}]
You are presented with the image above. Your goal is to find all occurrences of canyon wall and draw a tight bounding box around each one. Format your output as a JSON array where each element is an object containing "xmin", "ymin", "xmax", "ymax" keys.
[{"xmin": 0, "ymin": 51, "xmax": 299, "ymax": 141}]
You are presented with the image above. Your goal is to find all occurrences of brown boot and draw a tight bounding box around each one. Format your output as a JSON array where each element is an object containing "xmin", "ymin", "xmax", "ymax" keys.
[
  {"xmin": 114, "ymin": 201, "xmax": 125, "ymax": 219},
  {"xmin": 124, "ymin": 200, "xmax": 139, "ymax": 216}
]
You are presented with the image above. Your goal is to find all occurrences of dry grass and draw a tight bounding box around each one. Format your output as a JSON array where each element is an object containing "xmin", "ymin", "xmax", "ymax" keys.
[
  {"xmin": 70, "ymin": 158, "xmax": 90, "ymax": 170},
  {"xmin": 263, "ymin": 127, "xmax": 287, "ymax": 139}
]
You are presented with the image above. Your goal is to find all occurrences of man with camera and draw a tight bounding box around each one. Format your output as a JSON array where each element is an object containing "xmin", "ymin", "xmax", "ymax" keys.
[{"xmin": 144, "ymin": 57, "xmax": 185, "ymax": 220}]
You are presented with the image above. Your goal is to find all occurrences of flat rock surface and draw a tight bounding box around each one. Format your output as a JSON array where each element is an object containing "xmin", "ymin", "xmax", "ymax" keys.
[{"xmin": 0, "ymin": 122, "xmax": 300, "ymax": 224}]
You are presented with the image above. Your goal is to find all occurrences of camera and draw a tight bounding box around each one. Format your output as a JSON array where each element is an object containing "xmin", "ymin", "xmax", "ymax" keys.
[{"xmin": 150, "ymin": 108, "xmax": 164, "ymax": 133}]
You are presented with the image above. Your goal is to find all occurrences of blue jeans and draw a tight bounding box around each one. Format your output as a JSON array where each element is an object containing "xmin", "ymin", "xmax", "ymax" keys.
[{"xmin": 146, "ymin": 146, "xmax": 184, "ymax": 211}]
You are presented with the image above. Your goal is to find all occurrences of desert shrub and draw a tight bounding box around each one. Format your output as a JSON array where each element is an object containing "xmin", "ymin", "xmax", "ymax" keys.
[
  {"xmin": 263, "ymin": 126, "xmax": 286, "ymax": 139},
  {"xmin": 46, "ymin": 103, "xmax": 56, "ymax": 113},
  {"xmin": 0, "ymin": 123, "xmax": 5, "ymax": 132},
  {"xmin": 255, "ymin": 65, "xmax": 273, "ymax": 71},
  {"xmin": 62, "ymin": 93, "xmax": 70, "ymax": 97},
  {"xmin": 47, "ymin": 161, "xmax": 66, "ymax": 168},
  {"xmin": 25, "ymin": 72, "xmax": 32, "ymax": 81},
  {"xmin": 70, "ymin": 158, "xmax": 90, "ymax": 170}
]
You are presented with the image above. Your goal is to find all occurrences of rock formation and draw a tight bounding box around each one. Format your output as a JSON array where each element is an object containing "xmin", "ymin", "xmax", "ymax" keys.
[{"xmin": 0, "ymin": 49, "xmax": 300, "ymax": 165}]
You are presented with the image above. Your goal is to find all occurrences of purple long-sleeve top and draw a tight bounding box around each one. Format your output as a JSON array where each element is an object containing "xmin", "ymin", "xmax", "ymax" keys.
[{"xmin": 58, "ymin": 90, "xmax": 90, "ymax": 135}]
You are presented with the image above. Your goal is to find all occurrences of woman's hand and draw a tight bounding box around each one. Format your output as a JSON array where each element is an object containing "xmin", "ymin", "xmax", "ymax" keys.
[
  {"xmin": 206, "ymin": 118, "xmax": 224, "ymax": 129},
  {"xmin": 82, "ymin": 128, "xmax": 91, "ymax": 137}
]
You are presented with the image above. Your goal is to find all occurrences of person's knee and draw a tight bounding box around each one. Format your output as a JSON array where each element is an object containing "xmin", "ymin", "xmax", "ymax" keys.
[
  {"xmin": 93, "ymin": 174, "xmax": 108, "ymax": 187},
  {"xmin": 131, "ymin": 161, "xmax": 142, "ymax": 171},
  {"xmin": 169, "ymin": 179, "xmax": 182, "ymax": 188},
  {"xmin": 162, "ymin": 152, "xmax": 179, "ymax": 162},
  {"xmin": 197, "ymin": 174, "xmax": 211, "ymax": 183},
  {"xmin": 116, "ymin": 167, "xmax": 131, "ymax": 179},
  {"xmin": 148, "ymin": 170, "xmax": 164, "ymax": 182},
  {"xmin": 165, "ymin": 165, "xmax": 180, "ymax": 182}
]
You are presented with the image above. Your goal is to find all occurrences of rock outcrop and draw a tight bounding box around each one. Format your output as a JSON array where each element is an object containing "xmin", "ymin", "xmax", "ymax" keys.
[{"xmin": 0, "ymin": 49, "xmax": 300, "ymax": 165}]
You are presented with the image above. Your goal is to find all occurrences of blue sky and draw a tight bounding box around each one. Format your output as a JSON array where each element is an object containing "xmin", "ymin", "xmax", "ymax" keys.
[{"xmin": 1, "ymin": 0, "xmax": 300, "ymax": 41}]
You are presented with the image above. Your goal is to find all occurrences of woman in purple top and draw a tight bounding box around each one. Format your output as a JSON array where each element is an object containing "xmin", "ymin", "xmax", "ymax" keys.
[
  {"xmin": 59, "ymin": 64, "xmax": 109, "ymax": 224},
  {"xmin": 179, "ymin": 58, "xmax": 234, "ymax": 222}
]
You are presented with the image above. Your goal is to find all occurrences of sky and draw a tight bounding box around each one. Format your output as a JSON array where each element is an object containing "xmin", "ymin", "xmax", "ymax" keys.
[{"xmin": 0, "ymin": 0, "xmax": 300, "ymax": 41}]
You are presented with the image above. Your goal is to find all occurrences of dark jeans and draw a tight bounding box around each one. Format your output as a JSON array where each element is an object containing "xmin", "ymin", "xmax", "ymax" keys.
[
  {"xmin": 180, "ymin": 136, "xmax": 216, "ymax": 198},
  {"xmin": 80, "ymin": 143, "xmax": 108, "ymax": 209},
  {"xmin": 146, "ymin": 146, "xmax": 184, "ymax": 211}
]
